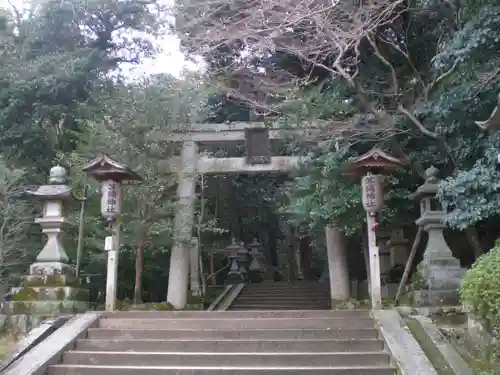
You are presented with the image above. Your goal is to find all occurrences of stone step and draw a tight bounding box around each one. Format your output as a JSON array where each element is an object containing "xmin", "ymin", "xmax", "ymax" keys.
[
  {"xmin": 240, "ymin": 286, "xmax": 330, "ymax": 291},
  {"xmin": 240, "ymin": 289, "xmax": 330, "ymax": 294},
  {"xmin": 239, "ymin": 291, "xmax": 329, "ymax": 295},
  {"xmin": 87, "ymin": 328, "xmax": 380, "ymax": 340},
  {"xmin": 234, "ymin": 297, "xmax": 330, "ymax": 302},
  {"xmin": 75, "ymin": 338, "xmax": 384, "ymax": 353},
  {"xmin": 103, "ymin": 310, "xmax": 369, "ymax": 319},
  {"xmin": 234, "ymin": 295, "xmax": 330, "ymax": 301},
  {"xmin": 227, "ymin": 305, "xmax": 331, "ymax": 310},
  {"xmin": 49, "ymin": 365, "xmax": 396, "ymax": 375},
  {"xmin": 228, "ymin": 304, "xmax": 330, "ymax": 308},
  {"xmin": 233, "ymin": 298, "xmax": 331, "ymax": 310},
  {"xmin": 61, "ymin": 351, "xmax": 391, "ymax": 367},
  {"xmin": 98, "ymin": 317, "xmax": 375, "ymax": 330},
  {"xmin": 242, "ymin": 284, "xmax": 329, "ymax": 288}
]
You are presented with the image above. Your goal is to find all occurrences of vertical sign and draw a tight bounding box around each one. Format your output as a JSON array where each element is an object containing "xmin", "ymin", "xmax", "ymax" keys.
[
  {"xmin": 361, "ymin": 174, "xmax": 383, "ymax": 213},
  {"xmin": 101, "ymin": 180, "xmax": 122, "ymax": 220},
  {"xmin": 245, "ymin": 128, "xmax": 271, "ymax": 165}
]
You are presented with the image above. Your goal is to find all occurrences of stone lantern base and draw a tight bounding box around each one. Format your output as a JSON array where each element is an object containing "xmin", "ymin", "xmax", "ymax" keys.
[
  {"xmin": 226, "ymin": 271, "xmax": 245, "ymax": 285},
  {"xmin": 4, "ymin": 263, "xmax": 89, "ymax": 315},
  {"xmin": 412, "ymin": 259, "xmax": 465, "ymax": 307}
]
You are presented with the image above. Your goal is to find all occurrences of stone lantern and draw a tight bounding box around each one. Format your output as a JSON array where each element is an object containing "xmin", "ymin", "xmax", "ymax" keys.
[
  {"xmin": 248, "ymin": 238, "xmax": 266, "ymax": 282},
  {"xmin": 411, "ymin": 166, "xmax": 465, "ymax": 307},
  {"xmin": 9, "ymin": 166, "xmax": 89, "ymax": 315},
  {"xmin": 82, "ymin": 153, "xmax": 141, "ymax": 311},
  {"xmin": 224, "ymin": 238, "xmax": 244, "ymax": 285},
  {"xmin": 388, "ymin": 228, "xmax": 409, "ymax": 269},
  {"xmin": 237, "ymin": 241, "xmax": 250, "ymax": 280},
  {"xmin": 346, "ymin": 147, "xmax": 405, "ymax": 309}
]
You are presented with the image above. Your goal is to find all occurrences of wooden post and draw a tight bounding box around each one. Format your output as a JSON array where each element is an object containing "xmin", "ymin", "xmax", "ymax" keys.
[
  {"xmin": 105, "ymin": 218, "xmax": 121, "ymax": 312},
  {"xmin": 394, "ymin": 227, "xmax": 423, "ymax": 305},
  {"xmin": 367, "ymin": 212, "xmax": 382, "ymax": 310}
]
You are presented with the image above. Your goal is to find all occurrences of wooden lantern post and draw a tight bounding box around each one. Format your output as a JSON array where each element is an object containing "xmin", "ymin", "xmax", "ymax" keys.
[
  {"xmin": 82, "ymin": 153, "xmax": 142, "ymax": 311},
  {"xmin": 346, "ymin": 148, "xmax": 405, "ymax": 310}
]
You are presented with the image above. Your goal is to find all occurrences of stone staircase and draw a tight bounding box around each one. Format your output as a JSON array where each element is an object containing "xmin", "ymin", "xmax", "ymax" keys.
[
  {"xmin": 48, "ymin": 310, "xmax": 396, "ymax": 375},
  {"xmin": 229, "ymin": 281, "xmax": 331, "ymax": 310}
]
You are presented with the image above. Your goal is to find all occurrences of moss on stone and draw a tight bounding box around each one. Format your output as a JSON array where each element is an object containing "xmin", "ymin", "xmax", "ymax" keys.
[
  {"xmin": 39, "ymin": 314, "xmax": 58, "ymax": 320},
  {"xmin": 404, "ymin": 317, "xmax": 455, "ymax": 375},
  {"xmin": 22, "ymin": 275, "xmax": 81, "ymax": 288},
  {"xmin": 382, "ymin": 299, "xmax": 395, "ymax": 309},
  {"xmin": 55, "ymin": 288, "xmax": 65, "ymax": 300},
  {"xmin": 409, "ymin": 271, "xmax": 427, "ymax": 290},
  {"xmin": 12, "ymin": 287, "xmax": 38, "ymax": 301},
  {"xmin": 12, "ymin": 302, "xmax": 30, "ymax": 314},
  {"xmin": 399, "ymin": 292, "xmax": 413, "ymax": 306},
  {"xmin": 151, "ymin": 302, "xmax": 177, "ymax": 310},
  {"xmin": 186, "ymin": 295, "xmax": 203, "ymax": 305},
  {"xmin": 73, "ymin": 289, "xmax": 89, "ymax": 301},
  {"xmin": 331, "ymin": 299, "xmax": 371, "ymax": 310}
]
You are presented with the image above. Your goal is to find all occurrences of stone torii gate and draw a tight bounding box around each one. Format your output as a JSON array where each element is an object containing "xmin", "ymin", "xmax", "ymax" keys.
[{"xmin": 160, "ymin": 121, "xmax": 349, "ymax": 309}]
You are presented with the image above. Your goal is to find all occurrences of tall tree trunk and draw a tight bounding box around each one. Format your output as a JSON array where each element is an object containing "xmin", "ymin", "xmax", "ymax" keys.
[
  {"xmin": 465, "ymin": 226, "xmax": 483, "ymax": 260},
  {"xmin": 133, "ymin": 241, "xmax": 144, "ymax": 305}
]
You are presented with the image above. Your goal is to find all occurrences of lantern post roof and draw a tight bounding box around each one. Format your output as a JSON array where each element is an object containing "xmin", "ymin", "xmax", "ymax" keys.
[
  {"xmin": 82, "ymin": 153, "xmax": 142, "ymax": 182},
  {"xmin": 345, "ymin": 147, "xmax": 406, "ymax": 178},
  {"xmin": 410, "ymin": 165, "xmax": 441, "ymax": 200},
  {"xmin": 475, "ymin": 93, "xmax": 500, "ymax": 132}
]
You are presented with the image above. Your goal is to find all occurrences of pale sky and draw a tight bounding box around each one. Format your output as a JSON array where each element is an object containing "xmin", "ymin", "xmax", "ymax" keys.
[{"xmin": 0, "ymin": 0, "xmax": 192, "ymax": 78}]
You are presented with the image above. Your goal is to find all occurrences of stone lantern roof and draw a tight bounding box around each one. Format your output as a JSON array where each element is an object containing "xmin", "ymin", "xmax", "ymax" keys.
[
  {"xmin": 410, "ymin": 166, "xmax": 440, "ymax": 201},
  {"xmin": 26, "ymin": 165, "xmax": 73, "ymax": 200}
]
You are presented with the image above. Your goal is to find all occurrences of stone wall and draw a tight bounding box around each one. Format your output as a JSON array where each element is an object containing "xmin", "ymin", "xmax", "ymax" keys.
[{"xmin": 0, "ymin": 314, "xmax": 49, "ymax": 334}]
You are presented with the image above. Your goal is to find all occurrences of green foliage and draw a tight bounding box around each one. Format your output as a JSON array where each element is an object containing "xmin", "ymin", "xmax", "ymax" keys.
[
  {"xmin": 438, "ymin": 134, "xmax": 500, "ymax": 229},
  {"xmin": 0, "ymin": 157, "xmax": 37, "ymax": 288},
  {"xmin": 0, "ymin": 0, "xmax": 162, "ymax": 171},
  {"xmin": 461, "ymin": 246, "xmax": 500, "ymax": 374},
  {"xmin": 285, "ymin": 150, "xmax": 363, "ymax": 236},
  {"xmin": 433, "ymin": 7, "xmax": 500, "ymax": 71},
  {"xmin": 461, "ymin": 246, "xmax": 500, "ymax": 332}
]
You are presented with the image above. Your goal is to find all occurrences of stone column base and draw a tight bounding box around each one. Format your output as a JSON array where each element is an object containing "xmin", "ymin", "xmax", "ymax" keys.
[
  {"xmin": 5, "ymin": 272, "xmax": 89, "ymax": 315},
  {"xmin": 226, "ymin": 272, "xmax": 244, "ymax": 285},
  {"xmin": 381, "ymin": 283, "xmax": 399, "ymax": 300},
  {"xmin": 412, "ymin": 288, "xmax": 461, "ymax": 307}
]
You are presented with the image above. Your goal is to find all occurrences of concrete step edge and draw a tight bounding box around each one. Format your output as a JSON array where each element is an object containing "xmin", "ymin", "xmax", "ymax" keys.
[
  {"xmin": 87, "ymin": 328, "xmax": 379, "ymax": 332},
  {"xmin": 229, "ymin": 305, "xmax": 331, "ymax": 307},
  {"xmin": 105, "ymin": 309, "xmax": 367, "ymax": 313},
  {"xmin": 99, "ymin": 317, "xmax": 374, "ymax": 321},
  {"xmin": 50, "ymin": 365, "xmax": 395, "ymax": 370},
  {"xmin": 77, "ymin": 338, "xmax": 382, "ymax": 343},
  {"xmin": 65, "ymin": 351, "xmax": 389, "ymax": 356}
]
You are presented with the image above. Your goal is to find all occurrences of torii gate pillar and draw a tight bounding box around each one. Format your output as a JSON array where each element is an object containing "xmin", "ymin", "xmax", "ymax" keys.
[{"xmin": 167, "ymin": 140, "xmax": 198, "ymax": 309}]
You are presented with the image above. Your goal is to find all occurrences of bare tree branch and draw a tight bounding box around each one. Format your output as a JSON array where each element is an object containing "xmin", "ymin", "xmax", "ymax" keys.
[{"xmin": 177, "ymin": 0, "xmax": 454, "ymax": 142}]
